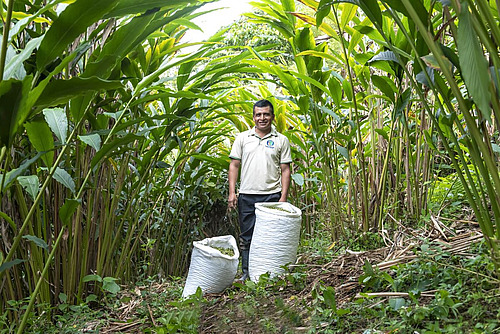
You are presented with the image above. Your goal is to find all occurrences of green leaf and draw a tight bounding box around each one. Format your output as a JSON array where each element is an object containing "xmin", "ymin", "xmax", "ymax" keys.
[
  {"xmin": 371, "ymin": 75, "xmax": 396, "ymax": 103},
  {"xmin": 24, "ymin": 119, "xmax": 54, "ymax": 168},
  {"xmin": 336, "ymin": 145, "xmax": 349, "ymax": 159},
  {"xmin": 36, "ymin": 0, "xmax": 119, "ymax": 70},
  {"xmin": 78, "ymin": 133, "xmax": 102, "ymax": 151},
  {"xmin": 0, "ymin": 77, "xmax": 31, "ymax": 147},
  {"xmin": 0, "ymin": 259, "xmax": 25, "ymax": 273},
  {"xmin": 83, "ymin": 274, "xmax": 103, "ymax": 283},
  {"xmin": 18, "ymin": 175, "xmax": 40, "ymax": 200},
  {"xmin": 43, "ymin": 108, "xmax": 68, "ymax": 144},
  {"xmin": 316, "ymin": 0, "xmax": 332, "ymax": 27},
  {"xmin": 59, "ymin": 199, "xmax": 81, "ymax": 225},
  {"xmin": 35, "ymin": 77, "xmax": 124, "ymax": 108},
  {"xmin": 370, "ymin": 50, "xmax": 402, "ymax": 66},
  {"xmin": 389, "ymin": 297, "xmax": 407, "ymax": 310},
  {"xmin": 356, "ymin": 0, "xmax": 382, "ymax": 29},
  {"xmin": 91, "ymin": 134, "xmax": 143, "ymax": 169},
  {"xmin": 385, "ymin": 0, "xmax": 428, "ymax": 29},
  {"xmin": 104, "ymin": 0, "xmax": 196, "ymax": 18},
  {"xmin": 102, "ymin": 277, "xmax": 121, "ymax": 294},
  {"xmin": 328, "ymin": 76, "xmax": 342, "ymax": 107},
  {"xmin": 0, "ymin": 153, "xmax": 42, "ymax": 192},
  {"xmin": 22, "ymin": 235, "xmax": 49, "ymax": 251},
  {"xmin": 52, "ymin": 167, "xmax": 76, "ymax": 194},
  {"xmin": 396, "ymin": 88, "xmax": 412, "ymax": 116},
  {"xmin": 342, "ymin": 79, "xmax": 353, "ymax": 101},
  {"xmin": 3, "ymin": 37, "xmax": 42, "ymax": 80},
  {"xmin": 323, "ymin": 286, "xmax": 337, "ymax": 310},
  {"xmin": 374, "ymin": 128, "xmax": 389, "ymax": 141},
  {"xmin": 291, "ymin": 173, "xmax": 305, "ymax": 186},
  {"xmin": 421, "ymin": 54, "xmax": 453, "ymax": 72},
  {"xmin": 492, "ymin": 143, "xmax": 500, "ymax": 154},
  {"xmin": 457, "ymin": 2, "xmax": 492, "ymax": 121}
]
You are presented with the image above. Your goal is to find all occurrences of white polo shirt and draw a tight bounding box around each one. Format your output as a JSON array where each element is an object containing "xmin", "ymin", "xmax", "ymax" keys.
[{"xmin": 229, "ymin": 126, "xmax": 292, "ymax": 195}]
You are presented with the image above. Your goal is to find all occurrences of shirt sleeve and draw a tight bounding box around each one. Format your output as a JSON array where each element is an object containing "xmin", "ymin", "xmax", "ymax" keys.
[
  {"xmin": 280, "ymin": 135, "xmax": 292, "ymax": 164},
  {"xmin": 229, "ymin": 133, "xmax": 242, "ymax": 160}
]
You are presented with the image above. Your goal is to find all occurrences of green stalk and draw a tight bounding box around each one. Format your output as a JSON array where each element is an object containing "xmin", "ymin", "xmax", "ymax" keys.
[
  {"xmin": 403, "ymin": 0, "xmax": 500, "ymax": 204},
  {"xmin": 0, "ymin": 0, "xmax": 15, "ymax": 81},
  {"xmin": 16, "ymin": 226, "xmax": 66, "ymax": 334},
  {"xmin": 332, "ymin": 4, "xmax": 369, "ymax": 230},
  {"xmin": 380, "ymin": 1, "xmax": 500, "ymax": 264},
  {"xmin": 0, "ymin": 114, "xmax": 88, "ymax": 282}
]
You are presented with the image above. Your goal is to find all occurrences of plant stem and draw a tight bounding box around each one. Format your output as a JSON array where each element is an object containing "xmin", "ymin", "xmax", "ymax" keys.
[
  {"xmin": 16, "ymin": 226, "xmax": 66, "ymax": 334},
  {"xmin": 0, "ymin": 0, "xmax": 14, "ymax": 81}
]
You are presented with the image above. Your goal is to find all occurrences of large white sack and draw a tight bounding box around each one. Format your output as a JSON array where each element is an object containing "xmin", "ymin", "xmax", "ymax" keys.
[
  {"xmin": 249, "ymin": 202, "xmax": 302, "ymax": 282},
  {"xmin": 182, "ymin": 235, "xmax": 239, "ymax": 298}
]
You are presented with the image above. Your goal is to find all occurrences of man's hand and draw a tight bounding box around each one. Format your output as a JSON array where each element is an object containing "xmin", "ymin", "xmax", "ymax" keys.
[{"xmin": 228, "ymin": 193, "xmax": 237, "ymax": 210}]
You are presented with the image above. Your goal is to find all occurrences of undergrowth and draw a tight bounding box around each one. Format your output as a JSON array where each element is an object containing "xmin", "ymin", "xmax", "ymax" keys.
[{"xmin": 13, "ymin": 232, "xmax": 500, "ymax": 334}]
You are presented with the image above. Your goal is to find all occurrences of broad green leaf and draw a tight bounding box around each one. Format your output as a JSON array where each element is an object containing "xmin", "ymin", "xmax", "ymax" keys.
[
  {"xmin": 385, "ymin": 0, "xmax": 428, "ymax": 29},
  {"xmin": 0, "ymin": 79, "xmax": 24, "ymax": 146},
  {"xmin": 342, "ymin": 79, "xmax": 353, "ymax": 101},
  {"xmin": 492, "ymin": 143, "xmax": 500, "ymax": 154},
  {"xmin": 421, "ymin": 54, "xmax": 452, "ymax": 72},
  {"xmin": 416, "ymin": 67, "xmax": 435, "ymax": 87},
  {"xmin": 85, "ymin": 6, "xmax": 200, "ymax": 80},
  {"xmin": 457, "ymin": 1, "xmax": 492, "ymax": 121},
  {"xmin": 3, "ymin": 37, "xmax": 42, "ymax": 80},
  {"xmin": 102, "ymin": 277, "xmax": 121, "ymax": 294},
  {"xmin": 354, "ymin": 0, "xmax": 382, "ymax": 29},
  {"xmin": 395, "ymin": 88, "xmax": 412, "ymax": 116},
  {"xmin": 323, "ymin": 286, "xmax": 337, "ymax": 310},
  {"xmin": 36, "ymin": 0, "xmax": 119, "ymax": 70},
  {"xmin": 91, "ymin": 134, "xmax": 143, "ymax": 169},
  {"xmin": 22, "ymin": 235, "xmax": 49, "ymax": 251},
  {"xmin": 24, "ymin": 119, "xmax": 54, "ymax": 168},
  {"xmin": 316, "ymin": 0, "xmax": 332, "ymax": 27},
  {"xmin": 59, "ymin": 199, "xmax": 81, "ymax": 225},
  {"xmin": 371, "ymin": 75, "xmax": 396, "ymax": 103},
  {"xmin": 104, "ymin": 0, "xmax": 196, "ymax": 17},
  {"xmin": 340, "ymin": 3, "xmax": 357, "ymax": 30},
  {"xmin": 389, "ymin": 298, "xmax": 407, "ymax": 310},
  {"xmin": 53, "ymin": 167, "xmax": 76, "ymax": 194},
  {"xmin": 18, "ymin": 175, "xmax": 40, "ymax": 200},
  {"xmin": 374, "ymin": 128, "xmax": 389, "ymax": 141},
  {"xmin": 0, "ymin": 259, "xmax": 25, "ymax": 273},
  {"xmin": 35, "ymin": 77, "xmax": 124, "ymax": 108},
  {"xmin": 291, "ymin": 173, "xmax": 305, "ymax": 186},
  {"xmin": 370, "ymin": 50, "xmax": 403, "ymax": 66},
  {"xmin": 83, "ymin": 274, "xmax": 103, "ymax": 283},
  {"xmin": 78, "ymin": 134, "xmax": 102, "ymax": 151},
  {"xmin": 0, "ymin": 76, "xmax": 32, "ymax": 147},
  {"xmin": 328, "ymin": 76, "xmax": 342, "ymax": 107},
  {"xmin": 0, "ymin": 153, "xmax": 42, "ymax": 192},
  {"xmin": 336, "ymin": 145, "xmax": 349, "ymax": 159},
  {"xmin": 43, "ymin": 108, "xmax": 68, "ymax": 144}
]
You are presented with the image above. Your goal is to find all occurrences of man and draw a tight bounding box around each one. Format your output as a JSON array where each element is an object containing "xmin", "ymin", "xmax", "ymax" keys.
[{"xmin": 228, "ymin": 99, "xmax": 292, "ymax": 281}]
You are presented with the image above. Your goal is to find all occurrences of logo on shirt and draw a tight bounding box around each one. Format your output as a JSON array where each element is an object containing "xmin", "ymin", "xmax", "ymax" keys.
[{"xmin": 265, "ymin": 140, "xmax": 275, "ymax": 149}]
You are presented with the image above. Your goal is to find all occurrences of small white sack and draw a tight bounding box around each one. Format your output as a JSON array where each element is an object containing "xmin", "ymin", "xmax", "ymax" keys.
[
  {"xmin": 249, "ymin": 202, "xmax": 302, "ymax": 282},
  {"xmin": 182, "ymin": 235, "xmax": 239, "ymax": 298}
]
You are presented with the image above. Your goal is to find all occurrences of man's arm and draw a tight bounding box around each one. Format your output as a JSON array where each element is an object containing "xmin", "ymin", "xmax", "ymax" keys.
[
  {"xmin": 279, "ymin": 163, "xmax": 291, "ymax": 202},
  {"xmin": 228, "ymin": 159, "xmax": 240, "ymax": 209}
]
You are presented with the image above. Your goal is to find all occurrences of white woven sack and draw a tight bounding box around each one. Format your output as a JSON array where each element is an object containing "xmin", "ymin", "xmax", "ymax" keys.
[
  {"xmin": 249, "ymin": 202, "xmax": 302, "ymax": 282},
  {"xmin": 182, "ymin": 235, "xmax": 239, "ymax": 298}
]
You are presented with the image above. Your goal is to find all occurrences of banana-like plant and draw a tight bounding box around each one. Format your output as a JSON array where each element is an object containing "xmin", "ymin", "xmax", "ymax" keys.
[{"xmin": 0, "ymin": 0, "xmax": 269, "ymax": 330}]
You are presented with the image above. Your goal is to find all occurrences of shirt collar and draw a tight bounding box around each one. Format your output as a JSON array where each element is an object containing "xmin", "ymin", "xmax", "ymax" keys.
[{"xmin": 249, "ymin": 125, "xmax": 277, "ymax": 139}]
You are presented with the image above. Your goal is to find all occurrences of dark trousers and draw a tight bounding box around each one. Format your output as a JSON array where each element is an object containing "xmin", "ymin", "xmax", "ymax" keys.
[{"xmin": 238, "ymin": 192, "xmax": 281, "ymax": 251}]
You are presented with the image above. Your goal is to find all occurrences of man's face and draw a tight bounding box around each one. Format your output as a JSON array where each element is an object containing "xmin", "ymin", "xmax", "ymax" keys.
[{"xmin": 253, "ymin": 106, "xmax": 274, "ymax": 133}]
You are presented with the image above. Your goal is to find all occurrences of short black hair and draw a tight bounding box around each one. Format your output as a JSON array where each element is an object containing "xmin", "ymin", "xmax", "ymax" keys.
[{"xmin": 253, "ymin": 99, "xmax": 274, "ymax": 115}]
